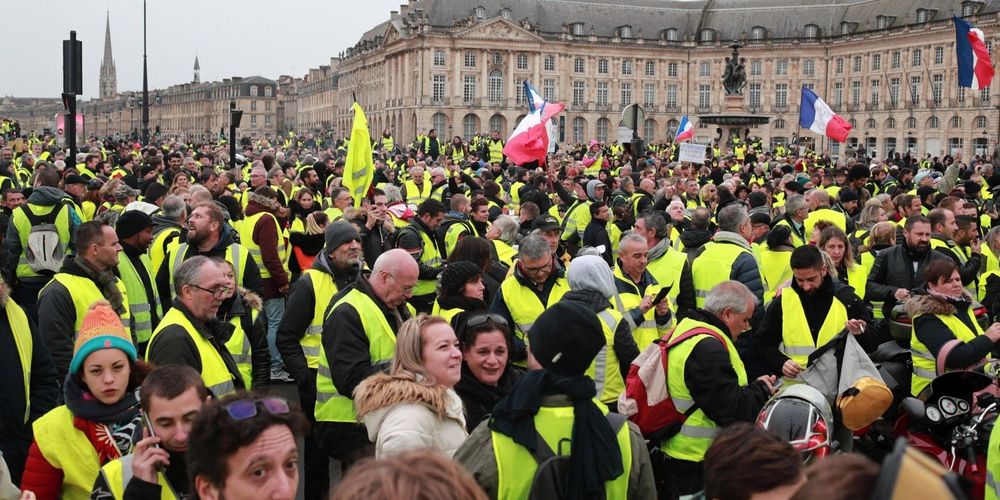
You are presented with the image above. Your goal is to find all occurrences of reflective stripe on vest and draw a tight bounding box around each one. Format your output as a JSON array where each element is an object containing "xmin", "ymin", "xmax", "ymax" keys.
[
  {"xmin": 117, "ymin": 252, "xmax": 161, "ymax": 344},
  {"xmin": 302, "ymin": 269, "xmax": 339, "ymax": 369},
  {"xmin": 560, "ymin": 200, "xmax": 591, "ymax": 241},
  {"xmin": 487, "ymin": 140, "xmax": 504, "ymax": 164},
  {"xmin": 612, "ymin": 268, "xmax": 665, "ymax": 349},
  {"xmin": 586, "ymin": 308, "xmax": 625, "ymax": 404},
  {"xmin": 101, "ymin": 454, "xmax": 178, "ymax": 500},
  {"xmin": 646, "ymin": 248, "xmax": 685, "ymax": 309},
  {"xmin": 778, "ymin": 287, "xmax": 848, "ymax": 368},
  {"xmin": 405, "ymin": 227, "xmax": 443, "ymax": 296},
  {"xmin": 691, "ymin": 241, "xmax": 756, "ymax": 309},
  {"xmin": 147, "ymin": 307, "xmax": 237, "ymax": 398},
  {"xmin": 499, "ymin": 275, "xmax": 570, "ymax": 342},
  {"xmin": 41, "ymin": 274, "xmax": 130, "ymax": 334},
  {"xmin": 239, "ymin": 212, "xmax": 288, "ymax": 280},
  {"xmin": 169, "ymin": 243, "xmax": 246, "ymax": 297},
  {"xmin": 910, "ymin": 309, "xmax": 982, "ymax": 397},
  {"xmin": 225, "ymin": 308, "xmax": 258, "ymax": 388},
  {"xmin": 404, "ymin": 180, "xmax": 432, "ymax": 205},
  {"xmin": 315, "ymin": 288, "xmax": 398, "ymax": 422}
]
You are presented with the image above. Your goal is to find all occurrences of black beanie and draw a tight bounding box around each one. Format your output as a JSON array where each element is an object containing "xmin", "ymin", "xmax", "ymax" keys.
[
  {"xmin": 528, "ymin": 301, "xmax": 605, "ymax": 375},
  {"xmin": 324, "ymin": 220, "xmax": 360, "ymax": 252},
  {"xmin": 440, "ymin": 261, "xmax": 482, "ymax": 296}
]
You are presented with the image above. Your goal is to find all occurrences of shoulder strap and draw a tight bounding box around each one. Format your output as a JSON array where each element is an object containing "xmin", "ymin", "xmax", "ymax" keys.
[
  {"xmin": 528, "ymin": 412, "xmax": 629, "ymax": 464},
  {"xmin": 663, "ymin": 326, "xmax": 730, "ymax": 352}
]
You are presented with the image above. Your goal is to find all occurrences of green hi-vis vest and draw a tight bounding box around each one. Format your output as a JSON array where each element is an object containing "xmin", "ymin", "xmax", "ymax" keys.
[
  {"xmin": 147, "ymin": 307, "xmax": 237, "ymax": 398},
  {"xmin": 315, "ymin": 288, "xmax": 398, "ymax": 422}
]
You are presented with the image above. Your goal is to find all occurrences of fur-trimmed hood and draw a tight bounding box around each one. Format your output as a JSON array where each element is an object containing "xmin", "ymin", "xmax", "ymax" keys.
[
  {"xmin": 904, "ymin": 290, "xmax": 973, "ymax": 318},
  {"xmin": 239, "ymin": 286, "xmax": 262, "ymax": 311},
  {"xmin": 354, "ymin": 373, "xmax": 466, "ymax": 445}
]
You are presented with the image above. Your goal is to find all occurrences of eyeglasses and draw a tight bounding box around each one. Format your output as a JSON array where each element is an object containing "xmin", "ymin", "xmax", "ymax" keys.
[
  {"xmin": 386, "ymin": 273, "xmax": 416, "ymax": 293},
  {"xmin": 188, "ymin": 284, "xmax": 231, "ymax": 299},
  {"xmin": 522, "ymin": 260, "xmax": 553, "ymax": 274},
  {"xmin": 466, "ymin": 313, "xmax": 508, "ymax": 328},
  {"xmin": 223, "ymin": 397, "xmax": 290, "ymax": 421}
]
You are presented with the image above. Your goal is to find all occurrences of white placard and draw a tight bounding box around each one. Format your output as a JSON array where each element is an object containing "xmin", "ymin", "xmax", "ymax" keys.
[
  {"xmin": 617, "ymin": 126, "xmax": 634, "ymax": 144},
  {"xmin": 678, "ymin": 143, "xmax": 708, "ymax": 164}
]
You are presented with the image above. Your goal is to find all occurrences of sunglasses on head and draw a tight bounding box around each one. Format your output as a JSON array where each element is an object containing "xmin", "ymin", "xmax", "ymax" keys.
[
  {"xmin": 466, "ymin": 313, "xmax": 508, "ymax": 328},
  {"xmin": 223, "ymin": 396, "xmax": 290, "ymax": 421}
]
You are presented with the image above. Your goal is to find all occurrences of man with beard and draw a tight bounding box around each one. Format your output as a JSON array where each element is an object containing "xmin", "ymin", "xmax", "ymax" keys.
[
  {"xmin": 481, "ymin": 130, "xmax": 505, "ymax": 167},
  {"xmin": 155, "ymin": 202, "xmax": 262, "ymax": 308},
  {"xmin": 928, "ymin": 208, "xmax": 982, "ymax": 289},
  {"xmin": 298, "ymin": 166, "xmax": 322, "ymax": 195},
  {"xmin": 867, "ymin": 216, "xmax": 949, "ymax": 321}
]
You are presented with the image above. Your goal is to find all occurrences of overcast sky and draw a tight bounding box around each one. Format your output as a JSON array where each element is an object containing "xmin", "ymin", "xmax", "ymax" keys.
[{"xmin": 0, "ymin": 0, "xmax": 403, "ymax": 100}]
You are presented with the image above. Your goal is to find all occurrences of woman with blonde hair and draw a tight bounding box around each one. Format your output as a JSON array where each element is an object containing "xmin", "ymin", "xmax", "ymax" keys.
[
  {"xmin": 333, "ymin": 450, "xmax": 487, "ymax": 500},
  {"xmin": 818, "ymin": 226, "xmax": 867, "ymax": 299},
  {"xmin": 353, "ymin": 315, "xmax": 467, "ymax": 458}
]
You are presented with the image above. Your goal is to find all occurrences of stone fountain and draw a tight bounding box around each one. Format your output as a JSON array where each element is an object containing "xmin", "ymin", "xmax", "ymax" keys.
[{"xmin": 698, "ymin": 42, "xmax": 771, "ymax": 146}]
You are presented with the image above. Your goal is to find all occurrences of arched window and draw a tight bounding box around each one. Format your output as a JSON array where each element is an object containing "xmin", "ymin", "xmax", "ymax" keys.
[
  {"xmin": 474, "ymin": 6, "xmax": 486, "ymax": 19},
  {"xmin": 866, "ymin": 118, "xmax": 877, "ymax": 129},
  {"xmin": 432, "ymin": 113, "xmax": 448, "ymax": 135},
  {"xmin": 774, "ymin": 119, "xmax": 786, "ymax": 129},
  {"xmin": 572, "ymin": 117, "xmax": 586, "ymax": 143},
  {"xmin": 500, "ymin": 8, "xmax": 511, "ymax": 20},
  {"xmin": 849, "ymin": 118, "xmax": 858, "ymax": 129},
  {"xmin": 571, "ymin": 23, "xmax": 585, "ymax": 36},
  {"xmin": 699, "ymin": 29, "xmax": 715, "ymax": 44},
  {"xmin": 906, "ymin": 117, "xmax": 917, "ymax": 129},
  {"xmin": 885, "ymin": 117, "xmax": 896, "ymax": 129},
  {"xmin": 751, "ymin": 26, "xmax": 766, "ymax": 42},
  {"xmin": 596, "ymin": 118, "xmax": 611, "ymax": 142},
  {"xmin": 804, "ymin": 24, "xmax": 819, "ymax": 39},
  {"xmin": 463, "ymin": 114, "xmax": 479, "ymax": 140},
  {"xmin": 976, "ymin": 115, "xmax": 988, "ymax": 128},
  {"xmin": 950, "ymin": 116, "xmax": 963, "ymax": 128},
  {"xmin": 489, "ymin": 114, "xmax": 506, "ymax": 133},
  {"xmin": 927, "ymin": 116, "xmax": 940, "ymax": 128},
  {"xmin": 665, "ymin": 28, "xmax": 680, "ymax": 42},
  {"xmin": 643, "ymin": 119, "xmax": 657, "ymax": 140},
  {"xmin": 488, "ymin": 71, "xmax": 503, "ymax": 104},
  {"xmin": 619, "ymin": 25, "xmax": 633, "ymax": 39},
  {"xmin": 264, "ymin": 86, "xmax": 273, "ymax": 97},
  {"xmin": 250, "ymin": 85, "xmax": 258, "ymax": 97},
  {"xmin": 666, "ymin": 119, "xmax": 679, "ymax": 136}
]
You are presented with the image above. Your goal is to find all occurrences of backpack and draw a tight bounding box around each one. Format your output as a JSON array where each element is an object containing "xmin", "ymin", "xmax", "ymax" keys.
[
  {"xmin": 21, "ymin": 203, "xmax": 68, "ymax": 274},
  {"xmin": 617, "ymin": 327, "xmax": 728, "ymax": 442},
  {"xmin": 526, "ymin": 412, "xmax": 627, "ymax": 500}
]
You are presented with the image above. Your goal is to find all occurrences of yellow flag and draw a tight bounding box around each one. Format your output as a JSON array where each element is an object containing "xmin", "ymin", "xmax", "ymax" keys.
[{"xmin": 343, "ymin": 102, "xmax": 373, "ymax": 208}]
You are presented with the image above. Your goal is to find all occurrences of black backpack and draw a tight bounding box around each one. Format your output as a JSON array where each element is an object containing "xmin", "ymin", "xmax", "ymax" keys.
[{"xmin": 526, "ymin": 412, "xmax": 628, "ymax": 500}]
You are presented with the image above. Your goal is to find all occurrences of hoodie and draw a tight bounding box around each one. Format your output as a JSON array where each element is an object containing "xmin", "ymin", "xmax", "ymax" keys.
[
  {"xmin": 565, "ymin": 255, "xmax": 639, "ymax": 379},
  {"xmin": 678, "ymin": 228, "xmax": 713, "ymax": 257},
  {"xmin": 3, "ymin": 186, "xmax": 81, "ymax": 282}
]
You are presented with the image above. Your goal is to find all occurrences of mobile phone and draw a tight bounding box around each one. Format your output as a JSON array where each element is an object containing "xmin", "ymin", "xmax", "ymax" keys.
[
  {"xmin": 141, "ymin": 411, "xmax": 160, "ymax": 449},
  {"xmin": 771, "ymin": 378, "xmax": 785, "ymax": 390},
  {"xmin": 652, "ymin": 286, "xmax": 672, "ymax": 305}
]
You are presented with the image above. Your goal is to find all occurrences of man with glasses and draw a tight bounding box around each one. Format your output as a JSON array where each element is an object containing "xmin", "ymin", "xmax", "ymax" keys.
[
  {"xmin": 490, "ymin": 234, "xmax": 570, "ymax": 364},
  {"xmin": 315, "ymin": 248, "xmax": 416, "ymax": 475},
  {"xmin": 325, "ymin": 187, "xmax": 353, "ymax": 222},
  {"xmin": 37, "ymin": 220, "xmax": 131, "ymax": 381},
  {"xmin": 773, "ymin": 194, "xmax": 809, "ymax": 247},
  {"xmin": 188, "ymin": 392, "xmax": 308, "ymax": 500},
  {"xmin": 147, "ymin": 256, "xmax": 245, "ymax": 398}
]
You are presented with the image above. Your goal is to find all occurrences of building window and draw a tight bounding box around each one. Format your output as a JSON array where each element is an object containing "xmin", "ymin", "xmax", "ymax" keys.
[
  {"xmin": 775, "ymin": 83, "xmax": 788, "ymax": 108},
  {"xmin": 772, "ymin": 60, "xmax": 787, "ymax": 76},
  {"xmin": 774, "ymin": 119, "xmax": 786, "ymax": 129},
  {"xmin": 597, "ymin": 81, "xmax": 609, "ymax": 106},
  {"xmin": 698, "ymin": 84, "xmax": 711, "ymax": 109},
  {"xmin": 265, "ymin": 101, "xmax": 271, "ymax": 111},
  {"xmin": 474, "ymin": 6, "xmax": 486, "ymax": 18},
  {"xmin": 265, "ymin": 115, "xmax": 271, "ymax": 124},
  {"xmin": 876, "ymin": 16, "xmax": 891, "ymax": 29},
  {"xmin": 573, "ymin": 117, "xmax": 585, "ymax": 143},
  {"xmin": 853, "ymin": 56, "xmax": 862, "ymax": 72},
  {"xmin": 959, "ymin": 87, "xmax": 967, "ymax": 103},
  {"xmin": 951, "ymin": 116, "xmax": 963, "ymax": 128},
  {"xmin": 804, "ymin": 24, "xmax": 819, "ymax": 39},
  {"xmin": 916, "ymin": 9, "xmax": 929, "ymax": 23},
  {"xmin": 542, "ymin": 79, "xmax": 555, "ymax": 102},
  {"xmin": 932, "ymin": 74, "xmax": 944, "ymax": 104},
  {"xmin": 910, "ymin": 76, "xmax": 921, "ymax": 104},
  {"xmin": 250, "ymin": 101, "xmax": 257, "ymax": 111},
  {"xmin": 886, "ymin": 117, "xmax": 896, "ymax": 129},
  {"xmin": 622, "ymin": 59, "xmax": 633, "ymax": 76},
  {"xmin": 866, "ymin": 118, "xmax": 877, "ymax": 129},
  {"xmin": 912, "ymin": 49, "xmax": 922, "ymax": 67},
  {"xmin": 463, "ymin": 114, "xmax": 478, "ymax": 140},
  {"xmin": 432, "ymin": 75, "xmax": 446, "ymax": 102},
  {"xmin": 432, "ymin": 113, "xmax": 447, "ymax": 133},
  {"xmin": 852, "ymin": 81, "xmax": 861, "ymax": 107},
  {"xmin": 905, "ymin": 117, "xmax": 917, "ymax": 129},
  {"xmin": 250, "ymin": 86, "xmax": 258, "ymax": 96},
  {"xmin": 890, "ymin": 77, "xmax": 900, "ymax": 106},
  {"xmin": 668, "ymin": 62, "xmax": 678, "ymax": 77},
  {"xmin": 544, "ymin": 55, "xmax": 556, "ymax": 71},
  {"xmin": 574, "ymin": 57, "xmax": 585, "ymax": 73},
  {"xmin": 928, "ymin": 116, "xmax": 939, "ymax": 128},
  {"xmin": 598, "ymin": 59, "xmax": 609, "ymax": 74},
  {"xmin": 963, "ymin": 2, "xmax": 977, "ymax": 16},
  {"xmin": 665, "ymin": 28, "xmax": 679, "ymax": 42},
  {"xmin": 934, "ymin": 46, "xmax": 945, "ymax": 65},
  {"xmin": 871, "ymin": 79, "xmax": 881, "ymax": 108},
  {"xmin": 644, "ymin": 119, "xmax": 656, "ymax": 140},
  {"xmin": 751, "ymin": 60, "xmax": 762, "ymax": 76},
  {"xmin": 644, "ymin": 83, "xmax": 656, "ymax": 107},
  {"xmin": 891, "ymin": 51, "xmax": 901, "ymax": 69},
  {"xmin": 490, "ymin": 114, "xmax": 506, "ymax": 134},
  {"xmin": 434, "ymin": 50, "xmax": 446, "ymax": 66},
  {"xmin": 492, "ymin": 53, "xmax": 502, "ymax": 65},
  {"xmin": 465, "ymin": 52, "xmax": 476, "ymax": 68},
  {"xmin": 749, "ymin": 83, "xmax": 761, "ymax": 108},
  {"xmin": 977, "ymin": 115, "xmax": 988, "ymax": 128},
  {"xmin": 835, "ymin": 58, "xmax": 844, "ymax": 74},
  {"xmin": 463, "ymin": 75, "xmax": 477, "ymax": 103},
  {"xmin": 264, "ymin": 87, "xmax": 272, "ymax": 97},
  {"xmin": 667, "ymin": 84, "xmax": 678, "ymax": 108},
  {"xmin": 834, "ymin": 82, "xmax": 843, "ymax": 107},
  {"xmin": 699, "ymin": 62, "xmax": 711, "ymax": 77},
  {"xmin": 516, "ymin": 83, "xmax": 527, "ymax": 105},
  {"xmin": 841, "ymin": 22, "xmax": 855, "ymax": 35},
  {"xmin": 751, "ymin": 26, "xmax": 765, "ymax": 41},
  {"xmin": 250, "ymin": 115, "xmax": 256, "ymax": 125},
  {"xmin": 572, "ymin": 23, "xmax": 585, "ymax": 36},
  {"xmin": 645, "ymin": 60, "xmax": 656, "ymax": 77},
  {"xmin": 621, "ymin": 82, "xmax": 633, "ymax": 105},
  {"xmin": 803, "ymin": 59, "xmax": 815, "ymax": 76},
  {"xmin": 488, "ymin": 71, "xmax": 503, "ymax": 103},
  {"xmin": 872, "ymin": 53, "xmax": 881, "ymax": 70},
  {"xmin": 982, "ymin": 86, "xmax": 992, "ymax": 102},
  {"xmin": 619, "ymin": 25, "xmax": 632, "ymax": 39},
  {"xmin": 699, "ymin": 29, "xmax": 715, "ymax": 44},
  {"xmin": 596, "ymin": 118, "xmax": 610, "ymax": 142},
  {"xmin": 500, "ymin": 8, "xmax": 511, "ymax": 20},
  {"xmin": 573, "ymin": 81, "xmax": 585, "ymax": 106}
]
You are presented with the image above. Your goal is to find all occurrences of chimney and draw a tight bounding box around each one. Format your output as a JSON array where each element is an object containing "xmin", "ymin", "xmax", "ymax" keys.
[
  {"xmin": 391, "ymin": 10, "xmax": 398, "ymax": 16},
  {"xmin": 400, "ymin": 3, "xmax": 408, "ymax": 13}
]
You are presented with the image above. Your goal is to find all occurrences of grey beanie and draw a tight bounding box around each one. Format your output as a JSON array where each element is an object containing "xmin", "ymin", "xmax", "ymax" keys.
[{"xmin": 324, "ymin": 220, "xmax": 360, "ymax": 252}]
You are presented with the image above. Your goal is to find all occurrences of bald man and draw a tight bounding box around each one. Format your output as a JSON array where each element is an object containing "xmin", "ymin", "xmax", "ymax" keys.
[
  {"xmin": 804, "ymin": 189, "xmax": 856, "ymax": 238},
  {"xmin": 314, "ymin": 249, "xmax": 417, "ymax": 467}
]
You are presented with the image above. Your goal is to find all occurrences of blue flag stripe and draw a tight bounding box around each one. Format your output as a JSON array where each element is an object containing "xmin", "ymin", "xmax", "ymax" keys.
[{"xmin": 799, "ymin": 87, "xmax": 818, "ymax": 128}]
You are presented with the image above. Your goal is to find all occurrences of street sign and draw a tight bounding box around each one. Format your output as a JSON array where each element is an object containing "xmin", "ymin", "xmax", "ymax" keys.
[
  {"xmin": 55, "ymin": 114, "xmax": 85, "ymax": 148},
  {"xmin": 621, "ymin": 104, "xmax": 645, "ymax": 136}
]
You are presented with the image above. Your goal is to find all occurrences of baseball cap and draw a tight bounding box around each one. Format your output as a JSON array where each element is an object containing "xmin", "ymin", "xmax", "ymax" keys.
[{"xmin": 531, "ymin": 214, "xmax": 561, "ymax": 232}]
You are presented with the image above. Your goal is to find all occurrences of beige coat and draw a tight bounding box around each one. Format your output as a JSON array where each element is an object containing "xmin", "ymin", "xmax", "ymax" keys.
[{"xmin": 354, "ymin": 373, "xmax": 468, "ymax": 458}]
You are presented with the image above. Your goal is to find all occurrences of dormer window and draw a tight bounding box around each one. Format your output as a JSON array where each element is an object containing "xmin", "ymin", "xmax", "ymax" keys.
[
  {"xmin": 500, "ymin": 8, "xmax": 511, "ymax": 20},
  {"xmin": 962, "ymin": 1, "xmax": 983, "ymax": 17},
  {"xmin": 619, "ymin": 25, "xmax": 633, "ymax": 39},
  {"xmin": 751, "ymin": 26, "xmax": 766, "ymax": 42},
  {"xmin": 916, "ymin": 9, "xmax": 929, "ymax": 23},
  {"xmin": 840, "ymin": 22, "xmax": 857, "ymax": 35},
  {"xmin": 804, "ymin": 24, "xmax": 819, "ymax": 39},
  {"xmin": 474, "ymin": 6, "xmax": 486, "ymax": 19},
  {"xmin": 876, "ymin": 15, "xmax": 894, "ymax": 29},
  {"xmin": 665, "ymin": 28, "xmax": 680, "ymax": 42},
  {"xmin": 571, "ymin": 22, "xmax": 585, "ymax": 36},
  {"xmin": 700, "ymin": 28, "xmax": 716, "ymax": 44}
]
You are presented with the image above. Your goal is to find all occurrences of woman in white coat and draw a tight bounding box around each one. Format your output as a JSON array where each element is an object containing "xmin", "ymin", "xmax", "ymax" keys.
[{"xmin": 354, "ymin": 315, "xmax": 468, "ymax": 458}]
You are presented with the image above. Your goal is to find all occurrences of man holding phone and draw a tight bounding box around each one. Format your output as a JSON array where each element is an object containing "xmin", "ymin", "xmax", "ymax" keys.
[
  {"xmin": 928, "ymin": 208, "xmax": 982, "ymax": 293},
  {"xmin": 91, "ymin": 365, "xmax": 209, "ymax": 499}
]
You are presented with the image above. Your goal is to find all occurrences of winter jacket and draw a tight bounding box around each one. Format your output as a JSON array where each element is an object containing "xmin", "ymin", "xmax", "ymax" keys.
[
  {"xmin": 155, "ymin": 229, "xmax": 263, "ymax": 308},
  {"xmin": 930, "ymin": 235, "xmax": 982, "ymax": 286},
  {"xmin": 906, "ymin": 291, "xmax": 998, "ymax": 370},
  {"xmin": 583, "ymin": 219, "xmax": 613, "ymax": 267},
  {"xmin": 2, "ymin": 186, "xmax": 81, "ymax": 284},
  {"xmin": 218, "ymin": 287, "xmax": 270, "ymax": 388},
  {"xmin": 678, "ymin": 228, "xmax": 712, "ymax": 261},
  {"xmin": 866, "ymin": 241, "xmax": 949, "ymax": 319},
  {"xmin": 354, "ymin": 373, "xmax": 468, "ymax": 458},
  {"xmin": 359, "ymin": 221, "xmax": 393, "ymax": 266},
  {"xmin": 244, "ymin": 195, "xmax": 290, "ymax": 298}
]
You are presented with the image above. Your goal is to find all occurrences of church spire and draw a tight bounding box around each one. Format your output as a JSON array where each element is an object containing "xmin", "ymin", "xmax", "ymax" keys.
[
  {"xmin": 193, "ymin": 54, "xmax": 200, "ymax": 83},
  {"xmin": 99, "ymin": 11, "xmax": 117, "ymax": 99}
]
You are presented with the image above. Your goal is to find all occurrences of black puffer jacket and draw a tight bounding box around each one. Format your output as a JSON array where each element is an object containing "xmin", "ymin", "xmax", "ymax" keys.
[
  {"xmin": 866, "ymin": 240, "xmax": 949, "ymax": 319},
  {"xmin": 906, "ymin": 290, "xmax": 998, "ymax": 370}
]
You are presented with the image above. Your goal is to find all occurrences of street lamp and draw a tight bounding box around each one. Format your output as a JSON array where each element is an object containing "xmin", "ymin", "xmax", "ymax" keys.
[{"xmin": 141, "ymin": 0, "xmax": 149, "ymax": 146}]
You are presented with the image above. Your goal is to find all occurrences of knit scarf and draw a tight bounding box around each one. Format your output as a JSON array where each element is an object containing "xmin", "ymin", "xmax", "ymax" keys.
[
  {"xmin": 64, "ymin": 374, "xmax": 141, "ymax": 463},
  {"xmin": 489, "ymin": 370, "xmax": 623, "ymax": 500},
  {"xmin": 73, "ymin": 255, "xmax": 125, "ymax": 316}
]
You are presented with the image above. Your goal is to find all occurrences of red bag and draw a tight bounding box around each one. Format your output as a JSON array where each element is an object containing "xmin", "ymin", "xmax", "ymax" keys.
[{"xmin": 617, "ymin": 327, "xmax": 728, "ymax": 440}]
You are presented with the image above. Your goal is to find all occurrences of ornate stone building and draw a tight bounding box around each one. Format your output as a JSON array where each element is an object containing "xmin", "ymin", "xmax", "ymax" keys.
[{"xmin": 333, "ymin": 0, "xmax": 1000, "ymax": 157}]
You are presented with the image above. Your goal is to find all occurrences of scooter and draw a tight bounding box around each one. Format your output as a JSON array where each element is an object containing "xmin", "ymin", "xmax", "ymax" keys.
[{"xmin": 896, "ymin": 371, "xmax": 998, "ymax": 500}]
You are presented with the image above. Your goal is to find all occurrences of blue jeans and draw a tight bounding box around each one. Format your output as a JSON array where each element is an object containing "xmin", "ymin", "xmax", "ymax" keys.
[{"xmin": 264, "ymin": 297, "xmax": 285, "ymax": 371}]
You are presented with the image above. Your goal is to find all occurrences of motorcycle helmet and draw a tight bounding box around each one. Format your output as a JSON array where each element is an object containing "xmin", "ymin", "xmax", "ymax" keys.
[{"xmin": 756, "ymin": 384, "xmax": 834, "ymax": 463}]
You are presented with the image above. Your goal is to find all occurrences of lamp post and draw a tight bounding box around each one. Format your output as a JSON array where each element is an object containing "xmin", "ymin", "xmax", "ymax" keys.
[{"xmin": 141, "ymin": 0, "xmax": 149, "ymax": 146}]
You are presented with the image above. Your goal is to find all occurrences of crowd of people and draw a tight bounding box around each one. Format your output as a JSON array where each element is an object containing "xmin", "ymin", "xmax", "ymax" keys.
[{"xmin": 0, "ymin": 117, "xmax": 995, "ymax": 499}]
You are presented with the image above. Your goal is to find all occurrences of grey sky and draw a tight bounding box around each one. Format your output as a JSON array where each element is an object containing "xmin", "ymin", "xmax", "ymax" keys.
[{"xmin": 0, "ymin": 0, "xmax": 402, "ymax": 100}]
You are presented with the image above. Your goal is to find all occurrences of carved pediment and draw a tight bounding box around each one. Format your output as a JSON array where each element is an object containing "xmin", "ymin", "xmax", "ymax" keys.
[
  {"xmin": 456, "ymin": 18, "xmax": 543, "ymax": 43},
  {"xmin": 383, "ymin": 24, "xmax": 402, "ymax": 45}
]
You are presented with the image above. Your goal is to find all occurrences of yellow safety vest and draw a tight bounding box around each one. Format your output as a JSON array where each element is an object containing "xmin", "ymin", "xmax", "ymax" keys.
[
  {"xmin": 613, "ymin": 267, "xmax": 666, "ymax": 349},
  {"xmin": 758, "ymin": 246, "xmax": 793, "ymax": 304},
  {"xmin": 238, "ymin": 212, "xmax": 289, "ymax": 280},
  {"xmin": 445, "ymin": 220, "xmax": 479, "ymax": 256},
  {"xmin": 451, "ymin": 145, "xmax": 465, "ymax": 163},
  {"xmin": 149, "ymin": 226, "xmax": 180, "ymax": 278},
  {"xmin": 381, "ymin": 136, "xmax": 395, "ymax": 151},
  {"xmin": 147, "ymin": 307, "xmax": 237, "ymax": 398},
  {"xmin": 11, "ymin": 202, "xmax": 72, "ymax": 279},
  {"xmin": 117, "ymin": 253, "xmax": 161, "ymax": 345},
  {"xmin": 910, "ymin": 309, "xmax": 983, "ymax": 397},
  {"xmin": 560, "ymin": 200, "xmax": 592, "ymax": 242},
  {"xmin": 41, "ymin": 274, "xmax": 130, "ymax": 334},
  {"xmin": 402, "ymin": 226, "xmax": 443, "ymax": 297},
  {"xmin": 691, "ymin": 241, "xmax": 757, "ymax": 308},
  {"xmin": 499, "ymin": 275, "xmax": 570, "ymax": 343},
  {"xmin": 167, "ymin": 243, "xmax": 249, "ymax": 298},
  {"xmin": 99, "ymin": 453, "xmax": 179, "ymax": 500},
  {"xmin": 645, "ymin": 246, "xmax": 686, "ymax": 310},
  {"xmin": 404, "ymin": 180, "xmax": 432, "ymax": 205},
  {"xmin": 584, "ymin": 155, "xmax": 604, "ymax": 177},
  {"xmin": 315, "ymin": 288, "xmax": 397, "ymax": 422},
  {"xmin": 662, "ymin": 318, "xmax": 747, "ymax": 462},
  {"xmin": 773, "ymin": 219, "xmax": 806, "ymax": 248},
  {"xmin": 487, "ymin": 139, "xmax": 504, "ymax": 164},
  {"xmin": 845, "ymin": 263, "xmax": 868, "ymax": 301},
  {"xmin": 224, "ymin": 307, "xmax": 259, "ymax": 389},
  {"xmin": 803, "ymin": 208, "xmax": 847, "ymax": 238},
  {"xmin": 32, "ymin": 405, "xmax": 107, "ymax": 500},
  {"xmin": 300, "ymin": 269, "xmax": 340, "ymax": 369},
  {"xmin": 7, "ymin": 299, "xmax": 32, "ymax": 425},
  {"xmin": 431, "ymin": 300, "xmax": 464, "ymax": 325},
  {"xmin": 494, "ymin": 240, "xmax": 517, "ymax": 267},
  {"xmin": 987, "ymin": 415, "xmax": 1000, "ymax": 500},
  {"xmin": 492, "ymin": 405, "xmax": 632, "ymax": 500},
  {"xmin": 778, "ymin": 287, "xmax": 848, "ymax": 369},
  {"xmin": 587, "ymin": 308, "xmax": 626, "ymax": 404},
  {"xmin": 509, "ymin": 181, "xmax": 525, "ymax": 212}
]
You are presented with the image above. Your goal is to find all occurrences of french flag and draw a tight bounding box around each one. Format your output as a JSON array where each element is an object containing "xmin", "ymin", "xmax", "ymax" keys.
[
  {"xmin": 799, "ymin": 87, "xmax": 851, "ymax": 143},
  {"xmin": 954, "ymin": 16, "xmax": 994, "ymax": 90},
  {"xmin": 674, "ymin": 115, "xmax": 694, "ymax": 142},
  {"xmin": 504, "ymin": 81, "xmax": 565, "ymax": 166}
]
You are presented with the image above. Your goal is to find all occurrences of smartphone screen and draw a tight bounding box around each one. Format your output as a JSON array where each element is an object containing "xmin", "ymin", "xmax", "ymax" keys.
[{"xmin": 653, "ymin": 286, "xmax": 671, "ymax": 305}]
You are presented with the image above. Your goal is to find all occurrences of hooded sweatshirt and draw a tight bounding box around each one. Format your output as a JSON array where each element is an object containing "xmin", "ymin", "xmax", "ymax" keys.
[{"xmin": 565, "ymin": 255, "xmax": 639, "ymax": 379}]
